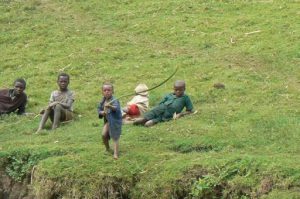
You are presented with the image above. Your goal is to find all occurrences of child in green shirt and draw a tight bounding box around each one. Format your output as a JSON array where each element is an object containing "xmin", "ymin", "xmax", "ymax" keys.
[{"xmin": 134, "ymin": 80, "xmax": 193, "ymax": 127}]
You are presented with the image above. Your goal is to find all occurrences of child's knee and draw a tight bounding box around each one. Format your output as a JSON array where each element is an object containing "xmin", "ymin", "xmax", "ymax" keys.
[
  {"xmin": 102, "ymin": 134, "xmax": 109, "ymax": 139},
  {"xmin": 133, "ymin": 117, "xmax": 147, "ymax": 125},
  {"xmin": 54, "ymin": 104, "xmax": 63, "ymax": 111},
  {"xmin": 102, "ymin": 130, "xmax": 109, "ymax": 138}
]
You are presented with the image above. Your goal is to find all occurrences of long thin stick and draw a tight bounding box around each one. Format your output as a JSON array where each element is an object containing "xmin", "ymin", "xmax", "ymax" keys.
[{"xmin": 107, "ymin": 65, "xmax": 179, "ymax": 104}]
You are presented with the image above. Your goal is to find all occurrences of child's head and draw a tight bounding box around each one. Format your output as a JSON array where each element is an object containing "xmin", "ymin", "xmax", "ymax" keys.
[
  {"xmin": 134, "ymin": 83, "xmax": 148, "ymax": 96},
  {"xmin": 102, "ymin": 82, "xmax": 114, "ymax": 99},
  {"xmin": 57, "ymin": 73, "xmax": 70, "ymax": 91},
  {"xmin": 13, "ymin": 78, "xmax": 26, "ymax": 96},
  {"xmin": 173, "ymin": 80, "xmax": 185, "ymax": 97}
]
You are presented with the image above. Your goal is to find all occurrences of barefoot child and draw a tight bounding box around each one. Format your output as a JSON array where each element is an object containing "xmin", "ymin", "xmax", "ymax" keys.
[
  {"xmin": 134, "ymin": 80, "xmax": 193, "ymax": 127},
  {"xmin": 36, "ymin": 73, "xmax": 75, "ymax": 132},
  {"xmin": 98, "ymin": 82, "xmax": 122, "ymax": 159}
]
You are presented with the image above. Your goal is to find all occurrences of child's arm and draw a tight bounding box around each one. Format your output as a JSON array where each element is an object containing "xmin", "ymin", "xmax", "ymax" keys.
[
  {"xmin": 104, "ymin": 99, "xmax": 120, "ymax": 112},
  {"xmin": 17, "ymin": 98, "xmax": 27, "ymax": 115},
  {"xmin": 57, "ymin": 92, "xmax": 75, "ymax": 109},
  {"xmin": 57, "ymin": 98, "xmax": 73, "ymax": 109},
  {"xmin": 98, "ymin": 104, "xmax": 105, "ymax": 118},
  {"xmin": 97, "ymin": 98, "xmax": 107, "ymax": 118},
  {"xmin": 174, "ymin": 95, "xmax": 194, "ymax": 119},
  {"xmin": 47, "ymin": 91, "xmax": 57, "ymax": 109},
  {"xmin": 104, "ymin": 103, "xmax": 117, "ymax": 111},
  {"xmin": 98, "ymin": 110, "xmax": 106, "ymax": 118},
  {"xmin": 174, "ymin": 110, "xmax": 193, "ymax": 119},
  {"xmin": 158, "ymin": 94, "xmax": 169, "ymax": 105}
]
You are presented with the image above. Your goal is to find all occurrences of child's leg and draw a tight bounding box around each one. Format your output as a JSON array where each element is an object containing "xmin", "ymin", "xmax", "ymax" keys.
[
  {"xmin": 52, "ymin": 104, "xmax": 65, "ymax": 129},
  {"xmin": 36, "ymin": 108, "xmax": 52, "ymax": 133},
  {"xmin": 122, "ymin": 110, "xmax": 127, "ymax": 119},
  {"xmin": 145, "ymin": 120, "xmax": 157, "ymax": 127},
  {"xmin": 113, "ymin": 139, "xmax": 119, "ymax": 159},
  {"xmin": 102, "ymin": 123, "xmax": 110, "ymax": 151},
  {"xmin": 133, "ymin": 117, "xmax": 147, "ymax": 125}
]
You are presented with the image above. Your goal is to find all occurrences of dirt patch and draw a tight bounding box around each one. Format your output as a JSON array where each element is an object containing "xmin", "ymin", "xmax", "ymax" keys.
[
  {"xmin": 259, "ymin": 177, "xmax": 273, "ymax": 194},
  {"xmin": 0, "ymin": 170, "xmax": 34, "ymax": 199},
  {"xmin": 170, "ymin": 143, "xmax": 220, "ymax": 153},
  {"xmin": 171, "ymin": 165, "xmax": 208, "ymax": 198},
  {"xmin": 168, "ymin": 165, "xmax": 227, "ymax": 199}
]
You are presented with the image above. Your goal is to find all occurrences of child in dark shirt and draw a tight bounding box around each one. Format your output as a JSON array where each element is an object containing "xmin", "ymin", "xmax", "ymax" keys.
[
  {"xmin": 134, "ymin": 80, "xmax": 193, "ymax": 127},
  {"xmin": 0, "ymin": 78, "xmax": 27, "ymax": 115}
]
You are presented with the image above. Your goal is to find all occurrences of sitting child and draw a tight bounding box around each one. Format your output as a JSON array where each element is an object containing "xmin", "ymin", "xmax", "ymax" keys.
[
  {"xmin": 133, "ymin": 80, "xmax": 193, "ymax": 127},
  {"xmin": 122, "ymin": 83, "xmax": 149, "ymax": 123},
  {"xmin": 36, "ymin": 73, "xmax": 75, "ymax": 133},
  {"xmin": 0, "ymin": 78, "xmax": 27, "ymax": 115}
]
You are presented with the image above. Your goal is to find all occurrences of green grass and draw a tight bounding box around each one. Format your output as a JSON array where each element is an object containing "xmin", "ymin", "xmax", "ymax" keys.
[{"xmin": 0, "ymin": 0, "xmax": 299, "ymax": 198}]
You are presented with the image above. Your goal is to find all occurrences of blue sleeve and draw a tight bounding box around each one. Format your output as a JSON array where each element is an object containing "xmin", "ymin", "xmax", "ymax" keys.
[
  {"xmin": 111, "ymin": 99, "xmax": 121, "ymax": 112},
  {"xmin": 97, "ymin": 98, "xmax": 105, "ymax": 118}
]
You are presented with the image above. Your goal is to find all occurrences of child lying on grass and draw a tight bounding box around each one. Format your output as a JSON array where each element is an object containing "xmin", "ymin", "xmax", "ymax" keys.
[
  {"xmin": 122, "ymin": 83, "xmax": 149, "ymax": 124},
  {"xmin": 134, "ymin": 80, "xmax": 194, "ymax": 127}
]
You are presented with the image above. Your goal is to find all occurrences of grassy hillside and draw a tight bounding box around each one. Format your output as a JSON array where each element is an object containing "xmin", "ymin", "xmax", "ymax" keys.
[{"xmin": 0, "ymin": 0, "xmax": 299, "ymax": 198}]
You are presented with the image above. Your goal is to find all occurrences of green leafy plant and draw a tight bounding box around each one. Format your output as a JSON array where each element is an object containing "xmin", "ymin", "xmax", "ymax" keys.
[
  {"xmin": 190, "ymin": 158, "xmax": 257, "ymax": 198},
  {"xmin": 191, "ymin": 174, "xmax": 219, "ymax": 197},
  {"xmin": 5, "ymin": 149, "xmax": 66, "ymax": 182}
]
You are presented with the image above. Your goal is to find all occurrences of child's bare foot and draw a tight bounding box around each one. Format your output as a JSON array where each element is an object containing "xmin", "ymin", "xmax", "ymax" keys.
[
  {"xmin": 145, "ymin": 120, "xmax": 155, "ymax": 127},
  {"xmin": 104, "ymin": 148, "xmax": 113, "ymax": 155},
  {"xmin": 35, "ymin": 128, "xmax": 42, "ymax": 134},
  {"xmin": 35, "ymin": 129, "xmax": 48, "ymax": 134},
  {"xmin": 113, "ymin": 153, "xmax": 119, "ymax": 160}
]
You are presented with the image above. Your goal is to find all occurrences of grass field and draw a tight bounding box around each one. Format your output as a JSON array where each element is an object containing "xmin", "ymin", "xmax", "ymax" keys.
[{"xmin": 0, "ymin": 0, "xmax": 299, "ymax": 198}]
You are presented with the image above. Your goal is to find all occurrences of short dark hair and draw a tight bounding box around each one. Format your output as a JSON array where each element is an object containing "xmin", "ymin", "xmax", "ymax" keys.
[
  {"xmin": 14, "ymin": 78, "xmax": 26, "ymax": 89},
  {"xmin": 58, "ymin": 73, "xmax": 70, "ymax": 81},
  {"xmin": 102, "ymin": 82, "xmax": 114, "ymax": 91},
  {"xmin": 174, "ymin": 80, "xmax": 185, "ymax": 88}
]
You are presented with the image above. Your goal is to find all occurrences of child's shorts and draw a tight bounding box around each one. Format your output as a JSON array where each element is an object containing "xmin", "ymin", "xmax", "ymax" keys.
[{"xmin": 127, "ymin": 104, "xmax": 140, "ymax": 116}]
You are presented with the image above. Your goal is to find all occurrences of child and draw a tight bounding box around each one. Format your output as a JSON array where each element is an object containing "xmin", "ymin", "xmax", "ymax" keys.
[
  {"xmin": 98, "ymin": 82, "xmax": 122, "ymax": 159},
  {"xmin": 133, "ymin": 80, "xmax": 193, "ymax": 127},
  {"xmin": 122, "ymin": 83, "xmax": 149, "ymax": 123},
  {"xmin": 0, "ymin": 78, "xmax": 27, "ymax": 115},
  {"xmin": 36, "ymin": 73, "xmax": 75, "ymax": 133}
]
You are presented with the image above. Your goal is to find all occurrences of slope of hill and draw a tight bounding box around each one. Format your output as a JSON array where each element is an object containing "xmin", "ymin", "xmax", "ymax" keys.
[{"xmin": 0, "ymin": 0, "xmax": 299, "ymax": 198}]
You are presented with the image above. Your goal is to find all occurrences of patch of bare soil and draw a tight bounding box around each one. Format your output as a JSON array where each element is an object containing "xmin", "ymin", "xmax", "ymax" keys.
[{"xmin": 0, "ymin": 170, "xmax": 34, "ymax": 199}]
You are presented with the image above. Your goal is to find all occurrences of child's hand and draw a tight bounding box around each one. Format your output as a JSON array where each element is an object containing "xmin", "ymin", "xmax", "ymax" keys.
[
  {"xmin": 173, "ymin": 112, "xmax": 181, "ymax": 119},
  {"xmin": 104, "ymin": 103, "xmax": 113, "ymax": 108},
  {"xmin": 39, "ymin": 109, "xmax": 45, "ymax": 115},
  {"xmin": 48, "ymin": 101, "xmax": 59, "ymax": 108},
  {"xmin": 173, "ymin": 112, "xmax": 177, "ymax": 119},
  {"xmin": 101, "ymin": 111, "xmax": 107, "ymax": 116}
]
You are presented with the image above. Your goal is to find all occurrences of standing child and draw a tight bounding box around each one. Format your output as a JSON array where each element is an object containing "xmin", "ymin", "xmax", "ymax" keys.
[
  {"xmin": 122, "ymin": 83, "xmax": 149, "ymax": 123},
  {"xmin": 134, "ymin": 80, "xmax": 194, "ymax": 127},
  {"xmin": 36, "ymin": 73, "xmax": 75, "ymax": 133},
  {"xmin": 98, "ymin": 82, "xmax": 122, "ymax": 159}
]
